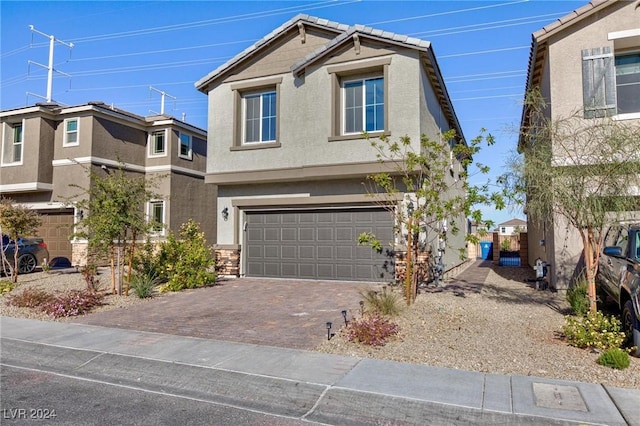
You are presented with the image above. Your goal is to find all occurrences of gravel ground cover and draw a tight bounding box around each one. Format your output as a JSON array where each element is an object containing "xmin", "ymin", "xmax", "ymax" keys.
[{"xmin": 1, "ymin": 264, "xmax": 638, "ymax": 389}]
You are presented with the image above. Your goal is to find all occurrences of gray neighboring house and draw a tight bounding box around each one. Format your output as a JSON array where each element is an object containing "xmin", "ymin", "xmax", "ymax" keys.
[
  {"xmin": 521, "ymin": 0, "xmax": 640, "ymax": 289},
  {"xmin": 0, "ymin": 101, "xmax": 216, "ymax": 266},
  {"xmin": 196, "ymin": 14, "xmax": 468, "ymax": 282}
]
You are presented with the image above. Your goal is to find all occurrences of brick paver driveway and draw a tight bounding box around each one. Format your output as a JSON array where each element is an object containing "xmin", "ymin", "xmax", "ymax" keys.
[{"xmin": 70, "ymin": 278, "xmax": 377, "ymax": 350}]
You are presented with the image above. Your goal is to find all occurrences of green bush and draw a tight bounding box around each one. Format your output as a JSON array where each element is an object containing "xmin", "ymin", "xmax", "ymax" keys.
[
  {"xmin": 133, "ymin": 240, "xmax": 167, "ymax": 282},
  {"xmin": 130, "ymin": 271, "xmax": 161, "ymax": 298},
  {"xmin": 566, "ymin": 276, "xmax": 590, "ymax": 316},
  {"xmin": 597, "ymin": 348, "xmax": 630, "ymax": 370},
  {"xmin": 0, "ymin": 280, "xmax": 17, "ymax": 295},
  {"xmin": 157, "ymin": 220, "xmax": 217, "ymax": 292},
  {"xmin": 360, "ymin": 286, "xmax": 403, "ymax": 317},
  {"xmin": 563, "ymin": 310, "xmax": 626, "ymax": 351},
  {"xmin": 345, "ymin": 312, "xmax": 399, "ymax": 346}
]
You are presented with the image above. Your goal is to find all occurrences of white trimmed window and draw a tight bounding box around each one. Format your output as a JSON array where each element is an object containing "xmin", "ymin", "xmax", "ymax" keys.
[
  {"xmin": 148, "ymin": 200, "xmax": 165, "ymax": 235},
  {"xmin": 178, "ymin": 132, "xmax": 192, "ymax": 160},
  {"xmin": 2, "ymin": 122, "xmax": 24, "ymax": 165},
  {"xmin": 63, "ymin": 118, "xmax": 79, "ymax": 146},
  {"xmin": 342, "ymin": 76, "xmax": 384, "ymax": 134},
  {"xmin": 243, "ymin": 90, "xmax": 277, "ymax": 144},
  {"xmin": 615, "ymin": 52, "xmax": 640, "ymax": 115},
  {"xmin": 149, "ymin": 129, "xmax": 167, "ymax": 157}
]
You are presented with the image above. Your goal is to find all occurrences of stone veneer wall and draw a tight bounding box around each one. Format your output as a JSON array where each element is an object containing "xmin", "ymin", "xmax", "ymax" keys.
[{"xmin": 215, "ymin": 247, "xmax": 240, "ymax": 277}]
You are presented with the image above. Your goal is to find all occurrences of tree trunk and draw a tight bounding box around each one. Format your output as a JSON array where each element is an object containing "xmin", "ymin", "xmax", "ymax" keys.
[
  {"xmin": 125, "ymin": 232, "xmax": 136, "ymax": 297},
  {"xmin": 110, "ymin": 247, "xmax": 116, "ymax": 294},
  {"xmin": 580, "ymin": 228, "xmax": 598, "ymax": 313},
  {"xmin": 405, "ymin": 216, "xmax": 413, "ymax": 306}
]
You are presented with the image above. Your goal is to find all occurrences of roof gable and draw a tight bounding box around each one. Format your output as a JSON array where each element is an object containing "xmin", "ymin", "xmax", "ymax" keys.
[
  {"xmin": 195, "ymin": 14, "xmax": 347, "ymax": 91},
  {"xmin": 498, "ymin": 218, "xmax": 527, "ymax": 227}
]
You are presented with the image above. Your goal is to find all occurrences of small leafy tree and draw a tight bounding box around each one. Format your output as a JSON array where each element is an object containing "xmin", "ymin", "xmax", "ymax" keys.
[
  {"xmin": 503, "ymin": 89, "xmax": 640, "ymax": 311},
  {"xmin": 70, "ymin": 163, "xmax": 164, "ymax": 295},
  {"xmin": 0, "ymin": 198, "xmax": 42, "ymax": 283},
  {"xmin": 359, "ymin": 130, "xmax": 503, "ymax": 304}
]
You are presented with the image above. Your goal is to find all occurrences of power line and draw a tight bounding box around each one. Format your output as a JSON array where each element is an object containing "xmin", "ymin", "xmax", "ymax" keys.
[
  {"xmin": 67, "ymin": 0, "xmax": 359, "ymax": 44},
  {"xmin": 366, "ymin": 0, "xmax": 529, "ymax": 25}
]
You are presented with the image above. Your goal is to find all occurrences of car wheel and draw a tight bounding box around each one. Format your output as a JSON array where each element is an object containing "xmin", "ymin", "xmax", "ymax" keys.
[
  {"xmin": 622, "ymin": 299, "xmax": 638, "ymax": 345},
  {"xmin": 17, "ymin": 254, "xmax": 37, "ymax": 274}
]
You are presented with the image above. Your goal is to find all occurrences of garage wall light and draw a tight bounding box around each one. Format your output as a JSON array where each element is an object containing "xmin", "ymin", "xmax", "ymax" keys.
[{"xmin": 221, "ymin": 207, "xmax": 229, "ymax": 221}]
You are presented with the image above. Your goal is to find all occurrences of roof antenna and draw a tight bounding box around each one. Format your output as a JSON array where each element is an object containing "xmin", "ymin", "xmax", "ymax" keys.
[
  {"xmin": 149, "ymin": 86, "xmax": 176, "ymax": 115},
  {"xmin": 27, "ymin": 25, "xmax": 73, "ymax": 103}
]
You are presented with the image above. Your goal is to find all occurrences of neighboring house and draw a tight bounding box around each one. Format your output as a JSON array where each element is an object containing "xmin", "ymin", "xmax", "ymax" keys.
[
  {"xmin": 0, "ymin": 101, "xmax": 215, "ymax": 265},
  {"xmin": 496, "ymin": 218, "xmax": 527, "ymax": 236},
  {"xmin": 195, "ymin": 14, "xmax": 467, "ymax": 282},
  {"xmin": 520, "ymin": 0, "xmax": 640, "ymax": 288}
]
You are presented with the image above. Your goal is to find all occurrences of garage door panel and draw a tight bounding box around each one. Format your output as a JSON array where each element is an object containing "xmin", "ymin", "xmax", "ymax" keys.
[
  {"xmin": 281, "ymin": 228, "xmax": 297, "ymax": 241},
  {"xmin": 264, "ymin": 246, "xmax": 280, "ymax": 259},
  {"xmin": 246, "ymin": 209, "xmax": 393, "ymax": 282},
  {"xmin": 299, "ymin": 246, "xmax": 314, "ymax": 260},
  {"xmin": 336, "ymin": 246, "xmax": 354, "ymax": 260},
  {"xmin": 36, "ymin": 211, "xmax": 73, "ymax": 261},
  {"xmin": 281, "ymin": 246, "xmax": 296, "ymax": 259},
  {"xmin": 299, "ymin": 263, "xmax": 316, "ymax": 278},
  {"xmin": 336, "ymin": 228, "xmax": 353, "ymax": 241},
  {"xmin": 317, "ymin": 246, "xmax": 334, "ymax": 259}
]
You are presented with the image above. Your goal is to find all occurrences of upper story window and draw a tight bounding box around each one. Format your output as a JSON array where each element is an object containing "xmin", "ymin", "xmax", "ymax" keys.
[
  {"xmin": 63, "ymin": 118, "xmax": 79, "ymax": 146},
  {"xmin": 243, "ymin": 90, "xmax": 277, "ymax": 143},
  {"xmin": 1, "ymin": 122, "xmax": 24, "ymax": 165},
  {"xmin": 327, "ymin": 57, "xmax": 390, "ymax": 141},
  {"xmin": 230, "ymin": 76, "xmax": 282, "ymax": 150},
  {"xmin": 179, "ymin": 132, "xmax": 192, "ymax": 160},
  {"xmin": 615, "ymin": 52, "xmax": 640, "ymax": 115},
  {"xmin": 343, "ymin": 77, "xmax": 384, "ymax": 134},
  {"xmin": 582, "ymin": 33, "xmax": 640, "ymax": 119},
  {"xmin": 149, "ymin": 129, "xmax": 167, "ymax": 157}
]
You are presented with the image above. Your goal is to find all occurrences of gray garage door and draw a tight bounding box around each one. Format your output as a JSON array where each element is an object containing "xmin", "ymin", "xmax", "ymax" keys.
[{"xmin": 245, "ymin": 208, "xmax": 395, "ymax": 282}]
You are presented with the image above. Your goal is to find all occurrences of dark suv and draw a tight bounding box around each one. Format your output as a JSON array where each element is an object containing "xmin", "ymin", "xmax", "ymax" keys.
[
  {"xmin": 597, "ymin": 222, "xmax": 640, "ymax": 353},
  {"xmin": 1, "ymin": 234, "xmax": 50, "ymax": 274}
]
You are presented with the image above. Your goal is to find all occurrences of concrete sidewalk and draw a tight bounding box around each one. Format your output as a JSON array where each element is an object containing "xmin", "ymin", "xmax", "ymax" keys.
[{"xmin": 2, "ymin": 317, "xmax": 638, "ymax": 425}]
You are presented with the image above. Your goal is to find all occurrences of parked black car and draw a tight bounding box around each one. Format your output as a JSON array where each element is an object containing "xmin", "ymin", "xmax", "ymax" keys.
[
  {"xmin": 596, "ymin": 222, "xmax": 640, "ymax": 353},
  {"xmin": 1, "ymin": 234, "xmax": 50, "ymax": 274}
]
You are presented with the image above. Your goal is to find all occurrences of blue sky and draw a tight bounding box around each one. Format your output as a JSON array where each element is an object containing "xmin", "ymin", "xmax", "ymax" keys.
[{"xmin": 0, "ymin": 0, "xmax": 586, "ymax": 226}]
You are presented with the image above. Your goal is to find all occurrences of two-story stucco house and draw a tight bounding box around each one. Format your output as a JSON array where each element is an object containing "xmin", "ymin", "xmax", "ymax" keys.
[
  {"xmin": 0, "ymin": 101, "xmax": 216, "ymax": 266},
  {"xmin": 521, "ymin": 0, "xmax": 640, "ymax": 288},
  {"xmin": 196, "ymin": 15, "xmax": 467, "ymax": 282}
]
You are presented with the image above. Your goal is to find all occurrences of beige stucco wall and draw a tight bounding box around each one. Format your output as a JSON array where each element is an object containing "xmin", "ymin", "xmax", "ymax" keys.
[
  {"xmin": 530, "ymin": 0, "xmax": 640, "ymax": 288},
  {"xmin": 546, "ymin": 1, "xmax": 639, "ymax": 120}
]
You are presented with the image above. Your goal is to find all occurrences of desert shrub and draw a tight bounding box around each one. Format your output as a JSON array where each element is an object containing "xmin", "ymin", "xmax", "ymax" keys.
[
  {"xmin": 563, "ymin": 310, "xmax": 626, "ymax": 351},
  {"xmin": 597, "ymin": 348, "xmax": 631, "ymax": 370},
  {"xmin": 40, "ymin": 290, "xmax": 104, "ymax": 318},
  {"xmin": 566, "ymin": 276, "xmax": 590, "ymax": 316},
  {"xmin": 7, "ymin": 287, "xmax": 52, "ymax": 308},
  {"xmin": 0, "ymin": 280, "xmax": 17, "ymax": 295},
  {"xmin": 130, "ymin": 271, "xmax": 161, "ymax": 298},
  {"xmin": 133, "ymin": 240, "xmax": 167, "ymax": 282},
  {"xmin": 157, "ymin": 220, "xmax": 217, "ymax": 292},
  {"xmin": 345, "ymin": 312, "xmax": 399, "ymax": 346},
  {"xmin": 80, "ymin": 264, "xmax": 102, "ymax": 293},
  {"xmin": 360, "ymin": 286, "xmax": 403, "ymax": 317}
]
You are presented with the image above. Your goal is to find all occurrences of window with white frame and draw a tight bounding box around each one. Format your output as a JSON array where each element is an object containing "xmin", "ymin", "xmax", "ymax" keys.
[
  {"xmin": 63, "ymin": 118, "xmax": 79, "ymax": 146},
  {"xmin": 178, "ymin": 132, "xmax": 192, "ymax": 160},
  {"xmin": 148, "ymin": 200, "xmax": 165, "ymax": 234},
  {"xmin": 342, "ymin": 76, "xmax": 384, "ymax": 134},
  {"xmin": 615, "ymin": 52, "xmax": 640, "ymax": 115},
  {"xmin": 2, "ymin": 122, "xmax": 23, "ymax": 165},
  {"xmin": 243, "ymin": 90, "xmax": 277, "ymax": 143},
  {"xmin": 149, "ymin": 130, "xmax": 167, "ymax": 156}
]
